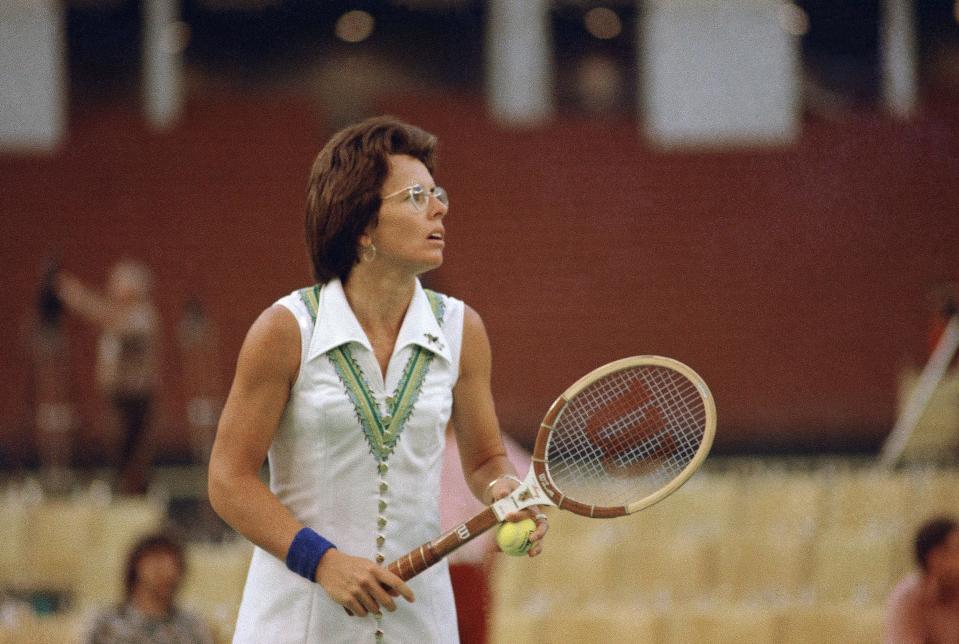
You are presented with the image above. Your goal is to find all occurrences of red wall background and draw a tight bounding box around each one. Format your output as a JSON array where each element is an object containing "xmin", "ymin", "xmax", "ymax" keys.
[{"xmin": 1, "ymin": 90, "xmax": 957, "ymax": 465}]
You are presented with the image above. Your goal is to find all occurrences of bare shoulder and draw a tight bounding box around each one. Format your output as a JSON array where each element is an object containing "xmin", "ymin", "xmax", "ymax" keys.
[
  {"xmin": 247, "ymin": 304, "xmax": 299, "ymax": 344},
  {"xmin": 461, "ymin": 304, "xmax": 490, "ymax": 347},
  {"xmin": 461, "ymin": 303, "xmax": 487, "ymax": 338},
  {"xmin": 459, "ymin": 304, "xmax": 491, "ymax": 378},
  {"xmin": 237, "ymin": 304, "xmax": 301, "ymax": 384}
]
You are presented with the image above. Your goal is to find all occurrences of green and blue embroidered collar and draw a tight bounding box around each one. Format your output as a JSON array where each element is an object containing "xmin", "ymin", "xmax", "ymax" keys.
[{"xmin": 298, "ymin": 279, "xmax": 447, "ymax": 462}]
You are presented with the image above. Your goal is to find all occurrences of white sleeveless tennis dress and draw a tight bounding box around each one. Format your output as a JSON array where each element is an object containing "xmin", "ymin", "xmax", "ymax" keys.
[{"xmin": 232, "ymin": 278, "xmax": 463, "ymax": 644}]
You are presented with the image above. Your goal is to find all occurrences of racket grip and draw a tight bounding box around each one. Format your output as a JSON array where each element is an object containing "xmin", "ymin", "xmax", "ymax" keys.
[
  {"xmin": 386, "ymin": 507, "xmax": 500, "ymax": 581},
  {"xmin": 387, "ymin": 544, "xmax": 440, "ymax": 581}
]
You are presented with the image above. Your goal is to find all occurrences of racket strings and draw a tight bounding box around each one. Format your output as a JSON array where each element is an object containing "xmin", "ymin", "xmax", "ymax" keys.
[{"xmin": 546, "ymin": 366, "xmax": 707, "ymax": 508}]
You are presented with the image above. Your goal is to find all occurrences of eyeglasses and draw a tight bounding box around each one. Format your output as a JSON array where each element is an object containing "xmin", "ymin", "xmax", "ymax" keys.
[{"xmin": 382, "ymin": 184, "xmax": 449, "ymax": 212}]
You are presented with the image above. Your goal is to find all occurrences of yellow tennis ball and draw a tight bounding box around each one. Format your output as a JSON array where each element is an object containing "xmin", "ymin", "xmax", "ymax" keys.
[{"xmin": 495, "ymin": 518, "xmax": 537, "ymax": 556}]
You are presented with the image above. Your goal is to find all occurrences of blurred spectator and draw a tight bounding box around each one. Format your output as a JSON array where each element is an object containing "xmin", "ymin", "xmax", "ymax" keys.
[
  {"xmin": 176, "ymin": 297, "xmax": 222, "ymax": 466},
  {"xmin": 55, "ymin": 260, "xmax": 161, "ymax": 494},
  {"xmin": 86, "ymin": 532, "xmax": 214, "ymax": 644},
  {"xmin": 440, "ymin": 426, "xmax": 531, "ymax": 644},
  {"xmin": 27, "ymin": 259, "xmax": 78, "ymax": 492},
  {"xmin": 177, "ymin": 296, "xmax": 225, "ymax": 540},
  {"xmin": 884, "ymin": 516, "xmax": 959, "ymax": 643}
]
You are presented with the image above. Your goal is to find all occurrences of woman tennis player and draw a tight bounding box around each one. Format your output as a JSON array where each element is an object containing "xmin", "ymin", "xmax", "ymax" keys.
[{"xmin": 208, "ymin": 116, "xmax": 547, "ymax": 643}]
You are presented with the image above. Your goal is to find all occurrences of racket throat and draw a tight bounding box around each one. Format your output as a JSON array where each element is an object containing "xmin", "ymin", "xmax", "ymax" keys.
[{"xmin": 491, "ymin": 474, "xmax": 552, "ymax": 521}]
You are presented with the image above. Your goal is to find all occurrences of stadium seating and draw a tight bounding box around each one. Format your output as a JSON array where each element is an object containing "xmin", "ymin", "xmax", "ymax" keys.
[{"xmin": 488, "ymin": 459, "xmax": 958, "ymax": 644}]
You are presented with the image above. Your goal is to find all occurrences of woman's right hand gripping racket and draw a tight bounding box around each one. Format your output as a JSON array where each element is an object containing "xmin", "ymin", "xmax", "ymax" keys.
[{"xmin": 388, "ymin": 355, "xmax": 717, "ymax": 580}]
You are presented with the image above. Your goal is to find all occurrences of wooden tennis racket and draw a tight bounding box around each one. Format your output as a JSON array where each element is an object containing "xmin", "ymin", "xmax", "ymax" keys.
[{"xmin": 388, "ymin": 355, "xmax": 717, "ymax": 581}]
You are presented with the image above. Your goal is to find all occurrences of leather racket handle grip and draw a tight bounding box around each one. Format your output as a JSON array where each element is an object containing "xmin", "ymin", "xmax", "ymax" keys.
[{"xmin": 387, "ymin": 506, "xmax": 500, "ymax": 581}]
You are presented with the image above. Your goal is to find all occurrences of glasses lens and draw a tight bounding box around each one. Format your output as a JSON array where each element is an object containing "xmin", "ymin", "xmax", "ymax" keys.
[
  {"xmin": 409, "ymin": 185, "xmax": 428, "ymax": 210},
  {"xmin": 398, "ymin": 185, "xmax": 447, "ymax": 210}
]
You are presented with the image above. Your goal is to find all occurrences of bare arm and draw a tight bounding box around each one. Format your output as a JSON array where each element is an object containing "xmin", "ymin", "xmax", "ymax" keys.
[
  {"xmin": 208, "ymin": 305, "xmax": 304, "ymax": 557},
  {"xmin": 451, "ymin": 306, "xmax": 513, "ymax": 503},
  {"xmin": 208, "ymin": 305, "xmax": 413, "ymax": 616},
  {"xmin": 54, "ymin": 272, "xmax": 110, "ymax": 327},
  {"xmin": 451, "ymin": 305, "xmax": 548, "ymax": 553}
]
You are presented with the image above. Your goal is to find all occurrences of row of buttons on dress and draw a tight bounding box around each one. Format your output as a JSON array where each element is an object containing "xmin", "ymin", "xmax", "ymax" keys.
[
  {"xmin": 374, "ymin": 458, "xmax": 389, "ymax": 641},
  {"xmin": 374, "ymin": 394, "xmax": 397, "ymax": 641}
]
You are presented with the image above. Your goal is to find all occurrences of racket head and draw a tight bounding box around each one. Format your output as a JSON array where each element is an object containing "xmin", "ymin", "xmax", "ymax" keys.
[{"xmin": 532, "ymin": 356, "xmax": 716, "ymax": 518}]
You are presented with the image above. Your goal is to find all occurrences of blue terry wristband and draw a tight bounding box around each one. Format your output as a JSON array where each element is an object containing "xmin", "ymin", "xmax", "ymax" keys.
[{"xmin": 286, "ymin": 527, "xmax": 336, "ymax": 581}]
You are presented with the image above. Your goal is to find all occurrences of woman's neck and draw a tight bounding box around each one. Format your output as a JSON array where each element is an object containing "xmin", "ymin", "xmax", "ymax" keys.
[{"xmin": 343, "ymin": 267, "xmax": 417, "ymax": 336}]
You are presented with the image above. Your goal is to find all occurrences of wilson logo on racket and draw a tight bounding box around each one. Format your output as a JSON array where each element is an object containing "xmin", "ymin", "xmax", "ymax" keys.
[{"xmin": 583, "ymin": 378, "xmax": 676, "ymax": 478}]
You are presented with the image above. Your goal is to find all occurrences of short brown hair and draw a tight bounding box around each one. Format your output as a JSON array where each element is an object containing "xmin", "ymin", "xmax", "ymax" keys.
[
  {"xmin": 305, "ymin": 116, "xmax": 438, "ymax": 283},
  {"xmin": 124, "ymin": 531, "xmax": 186, "ymax": 600},
  {"xmin": 915, "ymin": 516, "xmax": 958, "ymax": 572}
]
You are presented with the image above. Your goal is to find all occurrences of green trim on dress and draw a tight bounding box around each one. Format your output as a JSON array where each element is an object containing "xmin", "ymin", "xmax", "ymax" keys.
[{"xmin": 297, "ymin": 285, "xmax": 446, "ymax": 462}]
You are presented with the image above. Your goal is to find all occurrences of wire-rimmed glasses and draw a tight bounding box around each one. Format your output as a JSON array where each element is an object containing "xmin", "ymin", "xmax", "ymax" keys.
[{"xmin": 382, "ymin": 184, "xmax": 448, "ymax": 212}]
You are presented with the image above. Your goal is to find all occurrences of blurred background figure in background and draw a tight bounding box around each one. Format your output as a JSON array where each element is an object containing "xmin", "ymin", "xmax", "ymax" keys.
[
  {"xmin": 883, "ymin": 516, "xmax": 959, "ymax": 643},
  {"xmin": 440, "ymin": 425, "xmax": 531, "ymax": 644},
  {"xmin": 55, "ymin": 260, "xmax": 161, "ymax": 495},
  {"xmin": 26, "ymin": 258, "xmax": 78, "ymax": 494},
  {"xmin": 177, "ymin": 296, "xmax": 225, "ymax": 539},
  {"xmin": 85, "ymin": 531, "xmax": 214, "ymax": 644},
  {"xmin": 177, "ymin": 296, "xmax": 222, "ymax": 467}
]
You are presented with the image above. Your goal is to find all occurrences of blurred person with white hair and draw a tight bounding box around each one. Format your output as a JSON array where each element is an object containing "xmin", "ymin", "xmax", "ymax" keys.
[{"xmin": 56, "ymin": 259, "xmax": 161, "ymax": 494}]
